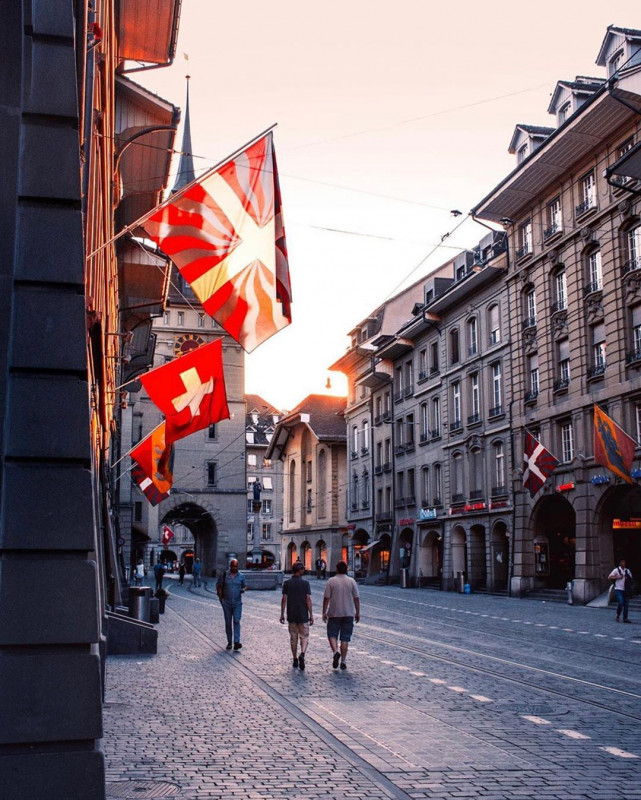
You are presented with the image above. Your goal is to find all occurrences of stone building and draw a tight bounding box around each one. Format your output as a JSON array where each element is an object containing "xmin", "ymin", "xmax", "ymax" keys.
[
  {"xmin": 245, "ymin": 394, "xmax": 285, "ymax": 568},
  {"xmin": 266, "ymin": 395, "xmax": 347, "ymax": 573},
  {"xmin": 471, "ymin": 24, "xmax": 641, "ymax": 603}
]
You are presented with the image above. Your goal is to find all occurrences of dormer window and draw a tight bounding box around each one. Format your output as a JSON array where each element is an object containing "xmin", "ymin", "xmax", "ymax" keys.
[
  {"xmin": 609, "ymin": 49, "xmax": 624, "ymax": 76},
  {"xmin": 559, "ymin": 102, "xmax": 571, "ymax": 124},
  {"xmin": 517, "ymin": 143, "xmax": 528, "ymax": 163}
]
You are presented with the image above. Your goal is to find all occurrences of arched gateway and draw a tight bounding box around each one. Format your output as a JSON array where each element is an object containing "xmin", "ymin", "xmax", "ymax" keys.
[{"xmin": 161, "ymin": 501, "xmax": 218, "ymax": 580}]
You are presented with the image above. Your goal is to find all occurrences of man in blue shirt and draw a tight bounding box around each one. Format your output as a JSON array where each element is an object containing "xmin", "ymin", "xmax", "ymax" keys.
[{"xmin": 216, "ymin": 559, "xmax": 247, "ymax": 650}]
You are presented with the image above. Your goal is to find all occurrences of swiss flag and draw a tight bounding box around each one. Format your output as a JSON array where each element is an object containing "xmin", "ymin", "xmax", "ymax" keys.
[
  {"xmin": 140, "ymin": 339, "xmax": 230, "ymax": 445},
  {"xmin": 162, "ymin": 525, "xmax": 174, "ymax": 545}
]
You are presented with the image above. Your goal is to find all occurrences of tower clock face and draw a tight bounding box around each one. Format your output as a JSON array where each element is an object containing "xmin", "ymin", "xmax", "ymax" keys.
[{"xmin": 174, "ymin": 334, "xmax": 205, "ymax": 357}]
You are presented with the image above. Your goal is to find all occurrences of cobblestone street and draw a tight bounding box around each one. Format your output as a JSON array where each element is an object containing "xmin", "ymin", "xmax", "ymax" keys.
[{"xmin": 104, "ymin": 582, "xmax": 641, "ymax": 799}]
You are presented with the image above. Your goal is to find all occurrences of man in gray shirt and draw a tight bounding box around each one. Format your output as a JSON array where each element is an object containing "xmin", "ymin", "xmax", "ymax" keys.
[
  {"xmin": 280, "ymin": 562, "xmax": 314, "ymax": 670},
  {"xmin": 322, "ymin": 560, "xmax": 360, "ymax": 670}
]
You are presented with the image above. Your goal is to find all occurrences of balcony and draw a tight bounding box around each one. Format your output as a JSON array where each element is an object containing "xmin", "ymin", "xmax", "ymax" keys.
[
  {"xmin": 488, "ymin": 405, "xmax": 503, "ymax": 418},
  {"xmin": 395, "ymin": 497, "xmax": 406, "ymax": 508},
  {"xmin": 432, "ymin": 496, "xmax": 443, "ymax": 507},
  {"xmin": 468, "ymin": 345, "xmax": 478, "ymax": 358},
  {"xmin": 350, "ymin": 450, "xmax": 358, "ymax": 460},
  {"xmin": 516, "ymin": 244, "xmax": 532, "ymax": 261},
  {"xmin": 361, "ymin": 446, "xmax": 369, "ymax": 455},
  {"xmin": 524, "ymin": 390, "xmax": 539, "ymax": 404},
  {"xmin": 429, "ymin": 428, "xmax": 441, "ymax": 441},
  {"xmin": 469, "ymin": 489, "xmax": 484, "ymax": 500},
  {"xmin": 382, "ymin": 462, "xmax": 392, "ymax": 473},
  {"xmin": 403, "ymin": 385, "xmax": 414, "ymax": 398},
  {"xmin": 451, "ymin": 493, "xmax": 465, "ymax": 503},
  {"xmin": 419, "ymin": 431, "xmax": 429, "ymax": 444},
  {"xmin": 622, "ymin": 257, "xmax": 641, "ymax": 276},
  {"xmin": 449, "ymin": 420, "xmax": 463, "ymax": 433},
  {"xmin": 361, "ymin": 500, "xmax": 370, "ymax": 509},
  {"xmin": 350, "ymin": 502, "xmax": 358, "ymax": 511},
  {"xmin": 489, "ymin": 330, "xmax": 500, "ymax": 345},
  {"xmin": 491, "ymin": 485, "xmax": 508, "ymax": 498},
  {"xmin": 382, "ymin": 410, "xmax": 392, "ymax": 422},
  {"xmin": 467, "ymin": 412, "xmax": 481, "ymax": 426},
  {"xmin": 584, "ymin": 280, "xmax": 603, "ymax": 296},
  {"xmin": 393, "ymin": 391, "xmax": 403, "ymax": 403},
  {"xmin": 376, "ymin": 511, "xmax": 392, "ymax": 522},
  {"xmin": 551, "ymin": 300, "xmax": 567, "ymax": 314},
  {"xmin": 374, "ymin": 414, "xmax": 383, "ymax": 426},
  {"xmin": 374, "ymin": 464, "xmax": 383, "ymax": 475},
  {"xmin": 543, "ymin": 223, "xmax": 562, "ymax": 242},
  {"xmin": 405, "ymin": 495, "xmax": 416, "ymax": 508},
  {"xmin": 522, "ymin": 316, "xmax": 537, "ymax": 330},
  {"xmin": 395, "ymin": 444, "xmax": 406, "ymax": 456},
  {"xmin": 429, "ymin": 366, "xmax": 440, "ymax": 377},
  {"xmin": 626, "ymin": 349, "xmax": 641, "ymax": 366},
  {"xmin": 418, "ymin": 369, "xmax": 427, "ymax": 382},
  {"xmin": 575, "ymin": 198, "xmax": 597, "ymax": 218},
  {"xmin": 587, "ymin": 362, "xmax": 606, "ymax": 379},
  {"xmin": 553, "ymin": 377, "xmax": 569, "ymax": 393}
]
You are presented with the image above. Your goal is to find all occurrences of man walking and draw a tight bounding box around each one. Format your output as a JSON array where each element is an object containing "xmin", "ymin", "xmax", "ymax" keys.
[
  {"xmin": 280, "ymin": 562, "xmax": 314, "ymax": 670},
  {"xmin": 153, "ymin": 560, "xmax": 165, "ymax": 592},
  {"xmin": 217, "ymin": 558, "xmax": 247, "ymax": 650},
  {"xmin": 322, "ymin": 560, "xmax": 360, "ymax": 670},
  {"xmin": 608, "ymin": 558, "xmax": 633, "ymax": 623},
  {"xmin": 192, "ymin": 557, "xmax": 202, "ymax": 588}
]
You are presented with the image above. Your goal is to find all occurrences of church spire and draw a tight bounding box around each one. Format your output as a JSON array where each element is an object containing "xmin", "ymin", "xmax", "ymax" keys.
[{"xmin": 171, "ymin": 75, "xmax": 196, "ymax": 194}]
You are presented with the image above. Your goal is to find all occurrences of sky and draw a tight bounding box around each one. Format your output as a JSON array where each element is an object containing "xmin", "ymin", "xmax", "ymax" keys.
[{"xmin": 138, "ymin": 1, "xmax": 641, "ymax": 411}]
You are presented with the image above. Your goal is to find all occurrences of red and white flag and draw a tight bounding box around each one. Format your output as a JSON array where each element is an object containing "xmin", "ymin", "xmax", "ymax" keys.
[
  {"xmin": 523, "ymin": 430, "xmax": 559, "ymax": 498},
  {"xmin": 141, "ymin": 132, "xmax": 292, "ymax": 352},
  {"xmin": 130, "ymin": 422, "xmax": 174, "ymax": 506},
  {"xmin": 161, "ymin": 525, "xmax": 174, "ymax": 545},
  {"xmin": 140, "ymin": 339, "xmax": 229, "ymax": 445}
]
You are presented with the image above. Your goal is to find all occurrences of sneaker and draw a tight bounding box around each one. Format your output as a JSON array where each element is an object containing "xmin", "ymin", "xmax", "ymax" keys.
[
  {"xmin": 226, "ymin": 642, "xmax": 232, "ymax": 650},
  {"xmin": 340, "ymin": 662, "xmax": 347, "ymax": 670},
  {"xmin": 624, "ymin": 619, "xmax": 632, "ymax": 624},
  {"xmin": 292, "ymin": 657, "xmax": 299, "ymax": 668},
  {"xmin": 298, "ymin": 653, "xmax": 305, "ymax": 671},
  {"xmin": 332, "ymin": 651, "xmax": 340, "ymax": 669},
  {"xmin": 234, "ymin": 642, "xmax": 242, "ymax": 650}
]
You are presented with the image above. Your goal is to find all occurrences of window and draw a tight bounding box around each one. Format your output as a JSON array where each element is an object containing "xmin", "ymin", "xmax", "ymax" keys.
[
  {"xmin": 517, "ymin": 220, "xmax": 532, "ymax": 258},
  {"xmin": 362, "ymin": 420, "xmax": 370, "ymax": 453},
  {"xmin": 559, "ymin": 101, "xmax": 571, "ymax": 123},
  {"xmin": 394, "ymin": 366, "xmax": 403, "ymax": 400},
  {"xmin": 636, "ymin": 404, "xmax": 641, "ymax": 445},
  {"xmin": 430, "ymin": 341, "xmax": 439, "ymax": 373},
  {"xmin": 557, "ymin": 339, "xmax": 570, "ymax": 388},
  {"xmin": 614, "ymin": 138, "xmax": 634, "ymax": 186},
  {"xmin": 362, "ymin": 469, "xmax": 370, "ymax": 508},
  {"xmin": 317, "ymin": 450, "xmax": 327, "ymax": 517},
  {"xmin": 431, "ymin": 396, "xmax": 441, "ymax": 437},
  {"xmin": 208, "ymin": 424, "xmax": 217, "ymax": 439},
  {"xmin": 631, "ymin": 306, "xmax": 641, "ymax": 361},
  {"xmin": 517, "ymin": 143, "xmax": 528, "ymax": 163},
  {"xmin": 528, "ymin": 354, "xmax": 539, "ymax": 398},
  {"xmin": 352, "ymin": 426, "xmax": 358, "ymax": 457},
  {"xmin": 262, "ymin": 523, "xmax": 272, "ymax": 540},
  {"xmin": 197, "ymin": 314, "xmax": 204, "ymax": 328},
  {"xmin": 376, "ymin": 441, "xmax": 383, "ymax": 469},
  {"xmin": 395, "ymin": 419, "xmax": 404, "ymax": 447},
  {"xmin": 134, "ymin": 501, "xmax": 142, "ymax": 522},
  {"xmin": 526, "ymin": 288, "xmax": 537, "ymax": 326},
  {"xmin": 420, "ymin": 402, "xmax": 428, "ymax": 441},
  {"xmin": 591, "ymin": 323, "xmax": 606, "ymax": 375},
  {"xmin": 587, "ymin": 250, "xmax": 602, "ymax": 292},
  {"xmin": 407, "ymin": 468, "xmax": 415, "ymax": 505},
  {"xmin": 627, "ymin": 225, "xmax": 641, "ymax": 271},
  {"xmin": 545, "ymin": 196, "xmax": 562, "ymax": 238},
  {"xmin": 163, "ymin": 311, "xmax": 170, "ymax": 325},
  {"xmin": 247, "ymin": 453, "xmax": 257, "ymax": 467},
  {"xmin": 421, "ymin": 466, "xmax": 430, "ymax": 505},
  {"xmin": 306, "ymin": 489, "xmax": 312, "ymax": 512},
  {"xmin": 452, "ymin": 453, "xmax": 464, "ymax": 501},
  {"xmin": 433, "ymin": 463, "xmax": 442, "ymax": 506},
  {"xmin": 560, "ymin": 421, "xmax": 574, "ymax": 463},
  {"xmin": 207, "ymin": 461, "xmax": 217, "ymax": 486},
  {"xmin": 419, "ymin": 348, "xmax": 427, "ymax": 378},
  {"xmin": 306, "ymin": 460, "xmax": 312, "ymax": 483},
  {"xmin": 450, "ymin": 329, "xmax": 460, "ymax": 365},
  {"xmin": 470, "ymin": 448, "xmax": 482, "ymax": 497},
  {"xmin": 452, "ymin": 382, "xmax": 461, "ymax": 425},
  {"xmin": 384, "ymin": 438, "xmax": 391, "ymax": 465},
  {"xmin": 577, "ymin": 171, "xmax": 596, "ymax": 215},
  {"xmin": 404, "ymin": 359, "xmax": 413, "ymax": 395},
  {"xmin": 490, "ymin": 363, "xmax": 502, "ymax": 414},
  {"xmin": 609, "ymin": 49, "xmax": 624, "ymax": 77},
  {"xmin": 469, "ymin": 373, "xmax": 480, "ymax": 421},
  {"xmin": 262, "ymin": 477, "xmax": 273, "ymax": 490},
  {"xmin": 468, "ymin": 317, "xmax": 478, "ymax": 356},
  {"xmin": 375, "ymin": 395, "xmax": 383, "ymax": 420},
  {"xmin": 177, "ymin": 311, "xmax": 185, "ymax": 326},
  {"xmin": 406, "ymin": 414, "xmax": 415, "ymax": 448},
  {"xmin": 289, "ymin": 461, "xmax": 296, "ymax": 522},
  {"xmin": 396, "ymin": 471, "xmax": 404, "ymax": 503},
  {"xmin": 262, "ymin": 499, "xmax": 272, "ymax": 515},
  {"xmin": 494, "ymin": 441, "xmax": 505, "ymax": 490},
  {"xmin": 488, "ymin": 305, "xmax": 500, "ymax": 344},
  {"xmin": 247, "ymin": 499, "xmax": 254, "ymax": 513},
  {"xmin": 555, "ymin": 270, "xmax": 567, "ymax": 311}
]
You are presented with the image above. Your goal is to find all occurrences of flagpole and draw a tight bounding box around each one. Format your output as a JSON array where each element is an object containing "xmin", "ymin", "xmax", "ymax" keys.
[{"xmin": 86, "ymin": 123, "xmax": 278, "ymax": 261}]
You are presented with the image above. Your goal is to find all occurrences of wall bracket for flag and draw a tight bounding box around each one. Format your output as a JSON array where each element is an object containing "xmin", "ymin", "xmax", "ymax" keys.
[{"xmin": 86, "ymin": 123, "xmax": 278, "ymax": 261}]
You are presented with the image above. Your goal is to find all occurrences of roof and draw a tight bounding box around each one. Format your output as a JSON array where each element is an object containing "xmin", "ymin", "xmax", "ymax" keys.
[
  {"xmin": 266, "ymin": 395, "xmax": 346, "ymax": 461},
  {"xmin": 547, "ymin": 76, "xmax": 605, "ymax": 114},
  {"xmin": 508, "ymin": 124, "xmax": 555, "ymax": 154},
  {"xmin": 596, "ymin": 25, "xmax": 641, "ymax": 66}
]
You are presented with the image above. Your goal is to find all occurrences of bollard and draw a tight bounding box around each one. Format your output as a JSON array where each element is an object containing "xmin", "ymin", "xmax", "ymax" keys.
[{"xmin": 566, "ymin": 580, "xmax": 573, "ymax": 605}]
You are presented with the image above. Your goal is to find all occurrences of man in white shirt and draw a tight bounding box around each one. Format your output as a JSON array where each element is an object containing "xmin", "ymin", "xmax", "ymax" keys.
[
  {"xmin": 608, "ymin": 558, "xmax": 633, "ymax": 623},
  {"xmin": 322, "ymin": 560, "xmax": 360, "ymax": 670}
]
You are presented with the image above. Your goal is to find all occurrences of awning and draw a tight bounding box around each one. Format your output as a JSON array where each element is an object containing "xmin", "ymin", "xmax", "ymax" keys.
[
  {"xmin": 359, "ymin": 540, "xmax": 381, "ymax": 553},
  {"xmin": 117, "ymin": 0, "xmax": 181, "ymax": 67},
  {"xmin": 607, "ymin": 140, "xmax": 641, "ymax": 181}
]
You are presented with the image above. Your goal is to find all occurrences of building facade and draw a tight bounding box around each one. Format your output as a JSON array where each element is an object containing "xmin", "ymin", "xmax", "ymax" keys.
[{"xmin": 267, "ymin": 395, "xmax": 347, "ymax": 573}]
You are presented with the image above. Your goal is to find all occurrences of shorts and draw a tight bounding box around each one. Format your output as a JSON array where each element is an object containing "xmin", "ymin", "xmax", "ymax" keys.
[
  {"xmin": 288, "ymin": 622, "xmax": 310, "ymax": 648},
  {"xmin": 327, "ymin": 616, "xmax": 354, "ymax": 642}
]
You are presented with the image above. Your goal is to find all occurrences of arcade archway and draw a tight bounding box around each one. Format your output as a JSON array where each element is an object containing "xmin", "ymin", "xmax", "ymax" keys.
[
  {"xmin": 531, "ymin": 494, "xmax": 575, "ymax": 588},
  {"xmin": 596, "ymin": 484, "xmax": 641, "ymax": 581},
  {"xmin": 161, "ymin": 502, "xmax": 218, "ymax": 580}
]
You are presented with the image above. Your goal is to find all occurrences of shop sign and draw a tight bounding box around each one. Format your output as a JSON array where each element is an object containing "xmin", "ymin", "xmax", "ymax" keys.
[
  {"xmin": 591, "ymin": 475, "xmax": 610, "ymax": 485},
  {"xmin": 464, "ymin": 502, "xmax": 486, "ymax": 512},
  {"xmin": 556, "ymin": 482, "xmax": 575, "ymax": 492},
  {"xmin": 419, "ymin": 507, "xmax": 437, "ymax": 520},
  {"xmin": 489, "ymin": 501, "xmax": 507, "ymax": 509},
  {"xmin": 613, "ymin": 519, "xmax": 641, "ymax": 529},
  {"xmin": 399, "ymin": 517, "xmax": 414, "ymax": 525}
]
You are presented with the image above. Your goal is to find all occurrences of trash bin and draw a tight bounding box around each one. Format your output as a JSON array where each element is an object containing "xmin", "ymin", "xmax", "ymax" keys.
[
  {"xmin": 400, "ymin": 568, "xmax": 410, "ymax": 588},
  {"xmin": 456, "ymin": 571, "xmax": 465, "ymax": 593},
  {"xmin": 566, "ymin": 580, "xmax": 573, "ymax": 605},
  {"xmin": 129, "ymin": 586, "xmax": 151, "ymax": 622},
  {"xmin": 464, "ymin": 583, "xmax": 471, "ymax": 594}
]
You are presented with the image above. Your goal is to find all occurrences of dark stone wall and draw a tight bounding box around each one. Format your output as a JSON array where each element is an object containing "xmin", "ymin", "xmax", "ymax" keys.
[{"xmin": 0, "ymin": 2, "xmax": 105, "ymax": 797}]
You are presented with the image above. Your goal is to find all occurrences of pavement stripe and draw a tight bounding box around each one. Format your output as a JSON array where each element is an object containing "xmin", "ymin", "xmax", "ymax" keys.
[
  {"xmin": 556, "ymin": 729, "xmax": 590, "ymax": 739},
  {"xmin": 600, "ymin": 746, "xmax": 639, "ymax": 758},
  {"xmin": 447, "ymin": 686, "xmax": 467, "ymax": 693},
  {"xmin": 521, "ymin": 715, "xmax": 552, "ymax": 725},
  {"xmin": 470, "ymin": 695, "xmax": 493, "ymax": 703}
]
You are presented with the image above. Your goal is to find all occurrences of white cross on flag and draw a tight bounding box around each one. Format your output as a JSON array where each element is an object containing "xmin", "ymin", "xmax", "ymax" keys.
[
  {"xmin": 523, "ymin": 430, "xmax": 559, "ymax": 498},
  {"xmin": 140, "ymin": 132, "xmax": 292, "ymax": 352},
  {"xmin": 140, "ymin": 339, "xmax": 229, "ymax": 446}
]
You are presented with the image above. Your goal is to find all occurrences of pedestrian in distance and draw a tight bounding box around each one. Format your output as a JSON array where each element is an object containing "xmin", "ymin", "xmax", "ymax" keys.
[
  {"xmin": 216, "ymin": 558, "xmax": 247, "ymax": 651},
  {"xmin": 280, "ymin": 561, "xmax": 314, "ymax": 670},
  {"xmin": 192, "ymin": 557, "xmax": 202, "ymax": 588},
  {"xmin": 178, "ymin": 561, "xmax": 186, "ymax": 586},
  {"xmin": 134, "ymin": 559, "xmax": 145, "ymax": 586},
  {"xmin": 315, "ymin": 557, "xmax": 322, "ymax": 580},
  {"xmin": 322, "ymin": 560, "xmax": 360, "ymax": 670},
  {"xmin": 608, "ymin": 558, "xmax": 633, "ymax": 623},
  {"xmin": 320, "ymin": 558, "xmax": 327, "ymax": 579},
  {"xmin": 153, "ymin": 560, "xmax": 165, "ymax": 592}
]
